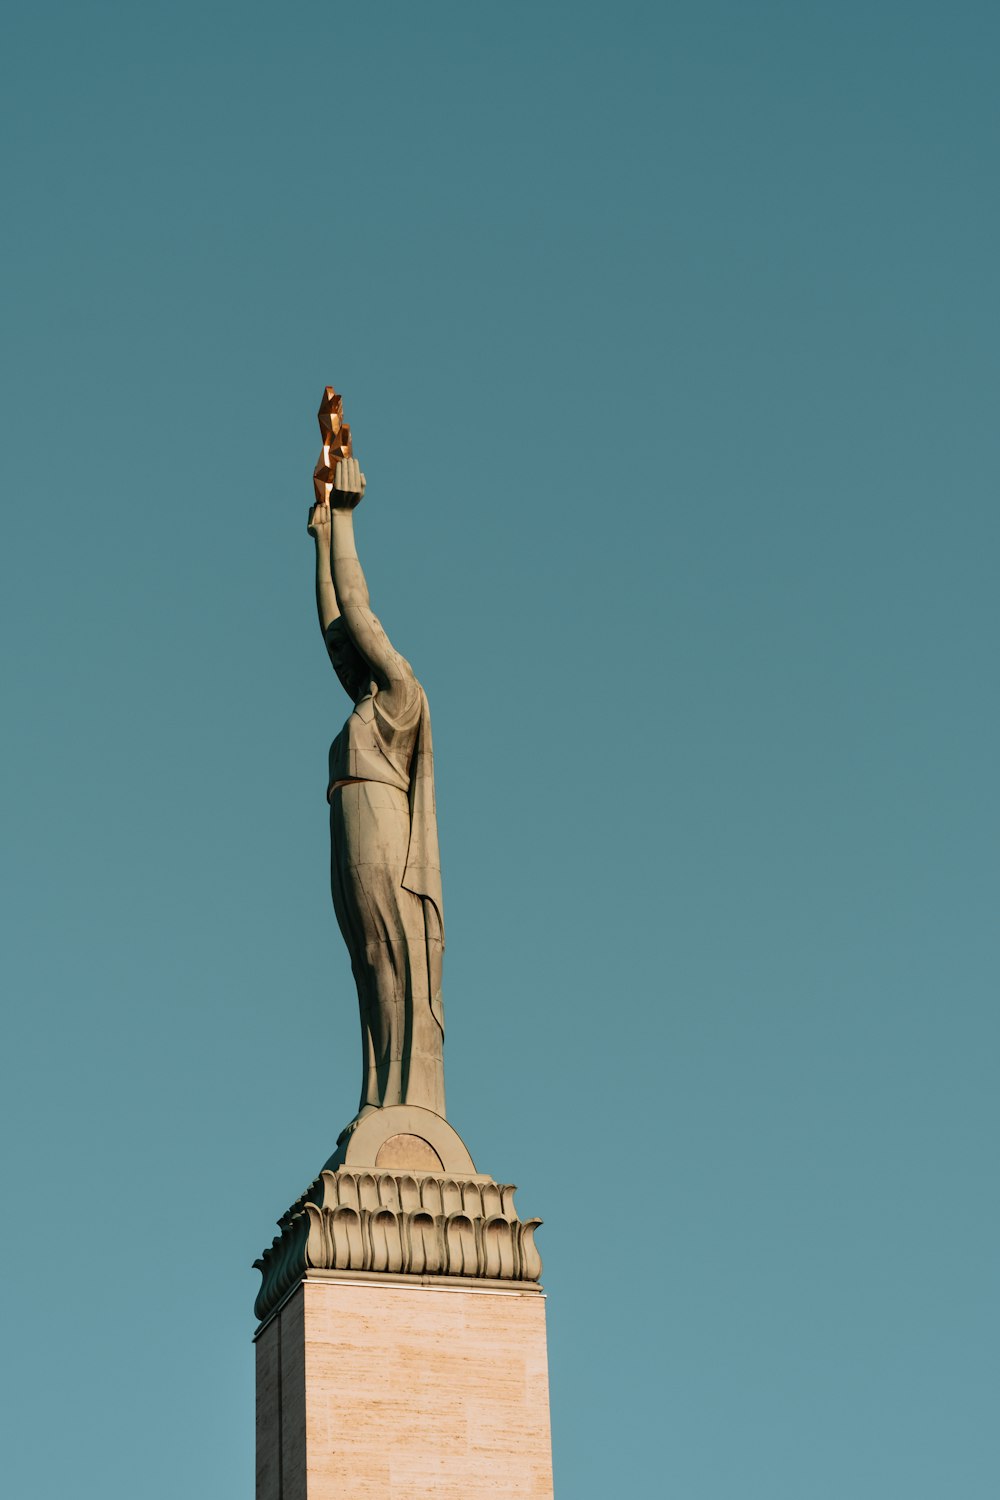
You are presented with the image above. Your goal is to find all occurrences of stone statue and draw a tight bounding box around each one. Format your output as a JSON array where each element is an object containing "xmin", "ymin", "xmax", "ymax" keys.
[
  {"xmin": 307, "ymin": 391, "xmax": 445, "ymax": 1128},
  {"xmin": 252, "ymin": 389, "xmax": 545, "ymax": 1333}
]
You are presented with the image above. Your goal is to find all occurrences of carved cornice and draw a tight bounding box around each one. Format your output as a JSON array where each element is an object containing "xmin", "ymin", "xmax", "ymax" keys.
[{"xmin": 254, "ymin": 1167, "xmax": 543, "ymax": 1324}]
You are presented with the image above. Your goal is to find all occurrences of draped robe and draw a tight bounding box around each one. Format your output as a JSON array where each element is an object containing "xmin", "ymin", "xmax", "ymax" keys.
[{"xmin": 325, "ymin": 612, "xmax": 445, "ymax": 1117}]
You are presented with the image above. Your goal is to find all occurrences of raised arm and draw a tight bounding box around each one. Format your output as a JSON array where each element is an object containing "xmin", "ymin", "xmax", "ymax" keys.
[
  {"xmin": 330, "ymin": 460, "xmax": 415, "ymax": 698},
  {"xmin": 307, "ymin": 496, "xmax": 339, "ymax": 634}
]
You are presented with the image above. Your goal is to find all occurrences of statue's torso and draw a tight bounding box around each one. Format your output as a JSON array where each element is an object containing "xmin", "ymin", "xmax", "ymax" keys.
[{"xmin": 327, "ymin": 684, "xmax": 422, "ymax": 802}]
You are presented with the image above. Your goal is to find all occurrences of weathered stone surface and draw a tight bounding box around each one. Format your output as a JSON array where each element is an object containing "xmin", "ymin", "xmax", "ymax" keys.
[
  {"xmin": 375, "ymin": 1132, "xmax": 444, "ymax": 1170},
  {"xmin": 254, "ymin": 1165, "xmax": 543, "ymax": 1325}
]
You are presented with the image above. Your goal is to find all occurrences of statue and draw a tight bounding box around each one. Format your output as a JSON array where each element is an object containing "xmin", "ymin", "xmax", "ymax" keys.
[
  {"xmin": 252, "ymin": 387, "xmax": 545, "ymax": 1330},
  {"xmin": 307, "ymin": 390, "xmax": 446, "ymax": 1128}
]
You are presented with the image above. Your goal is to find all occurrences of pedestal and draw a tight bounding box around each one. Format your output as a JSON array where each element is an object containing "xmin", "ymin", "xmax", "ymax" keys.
[
  {"xmin": 254, "ymin": 1109, "xmax": 554, "ymax": 1498},
  {"xmin": 256, "ymin": 1278, "xmax": 553, "ymax": 1499}
]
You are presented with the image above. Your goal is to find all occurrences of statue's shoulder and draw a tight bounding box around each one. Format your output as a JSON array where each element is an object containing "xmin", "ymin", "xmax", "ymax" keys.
[{"xmin": 373, "ymin": 678, "xmax": 424, "ymax": 730}]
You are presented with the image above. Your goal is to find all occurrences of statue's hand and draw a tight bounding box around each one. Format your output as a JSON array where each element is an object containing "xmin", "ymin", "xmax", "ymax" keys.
[
  {"xmin": 308, "ymin": 496, "xmax": 332, "ymax": 540},
  {"xmin": 331, "ymin": 458, "xmax": 366, "ymax": 509}
]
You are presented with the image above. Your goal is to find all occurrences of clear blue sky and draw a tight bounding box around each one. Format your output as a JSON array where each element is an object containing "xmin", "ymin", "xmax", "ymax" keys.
[{"xmin": 2, "ymin": 4, "xmax": 997, "ymax": 1496}]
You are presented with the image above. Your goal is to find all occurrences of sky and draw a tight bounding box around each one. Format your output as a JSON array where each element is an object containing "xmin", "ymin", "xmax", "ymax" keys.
[{"xmin": 2, "ymin": 3, "xmax": 998, "ymax": 1496}]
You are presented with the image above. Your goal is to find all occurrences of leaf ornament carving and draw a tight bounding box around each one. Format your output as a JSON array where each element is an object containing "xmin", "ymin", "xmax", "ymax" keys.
[{"xmin": 254, "ymin": 1166, "xmax": 544, "ymax": 1322}]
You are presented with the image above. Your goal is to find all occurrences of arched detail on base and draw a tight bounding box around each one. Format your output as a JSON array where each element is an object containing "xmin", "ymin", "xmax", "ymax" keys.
[{"xmin": 322, "ymin": 1105, "xmax": 477, "ymax": 1176}]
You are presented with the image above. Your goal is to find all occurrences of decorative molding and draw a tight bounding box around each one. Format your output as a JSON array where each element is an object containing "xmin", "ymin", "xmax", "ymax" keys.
[
  {"xmin": 254, "ymin": 1167, "xmax": 543, "ymax": 1323},
  {"xmin": 324, "ymin": 1105, "xmax": 478, "ymax": 1176}
]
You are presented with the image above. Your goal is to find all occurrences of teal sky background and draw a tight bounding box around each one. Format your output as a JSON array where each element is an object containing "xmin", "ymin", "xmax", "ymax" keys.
[{"xmin": 2, "ymin": 3, "xmax": 997, "ymax": 1495}]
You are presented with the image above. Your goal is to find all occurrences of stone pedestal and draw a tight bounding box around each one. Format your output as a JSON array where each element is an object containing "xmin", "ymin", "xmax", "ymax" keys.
[
  {"xmin": 256, "ymin": 1278, "xmax": 553, "ymax": 1499},
  {"xmin": 254, "ymin": 1109, "xmax": 553, "ymax": 1498}
]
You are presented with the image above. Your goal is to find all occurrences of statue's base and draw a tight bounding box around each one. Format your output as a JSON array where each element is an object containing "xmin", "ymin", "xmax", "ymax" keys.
[
  {"xmin": 253, "ymin": 1110, "xmax": 543, "ymax": 1325},
  {"xmin": 255, "ymin": 1276, "xmax": 553, "ymax": 1499},
  {"xmin": 254, "ymin": 1109, "xmax": 552, "ymax": 1497},
  {"xmin": 324, "ymin": 1103, "xmax": 479, "ymax": 1174}
]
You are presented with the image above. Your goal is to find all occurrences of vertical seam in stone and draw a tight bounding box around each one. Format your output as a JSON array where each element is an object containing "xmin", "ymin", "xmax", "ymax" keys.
[{"xmin": 277, "ymin": 1308, "xmax": 283, "ymax": 1499}]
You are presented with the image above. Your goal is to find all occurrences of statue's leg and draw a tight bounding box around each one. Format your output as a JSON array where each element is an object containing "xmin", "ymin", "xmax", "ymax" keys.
[
  {"xmin": 330, "ymin": 782, "xmax": 444, "ymax": 1114},
  {"xmin": 330, "ymin": 782, "xmax": 407, "ymax": 1106},
  {"xmin": 330, "ymin": 793, "xmax": 379, "ymax": 1110}
]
